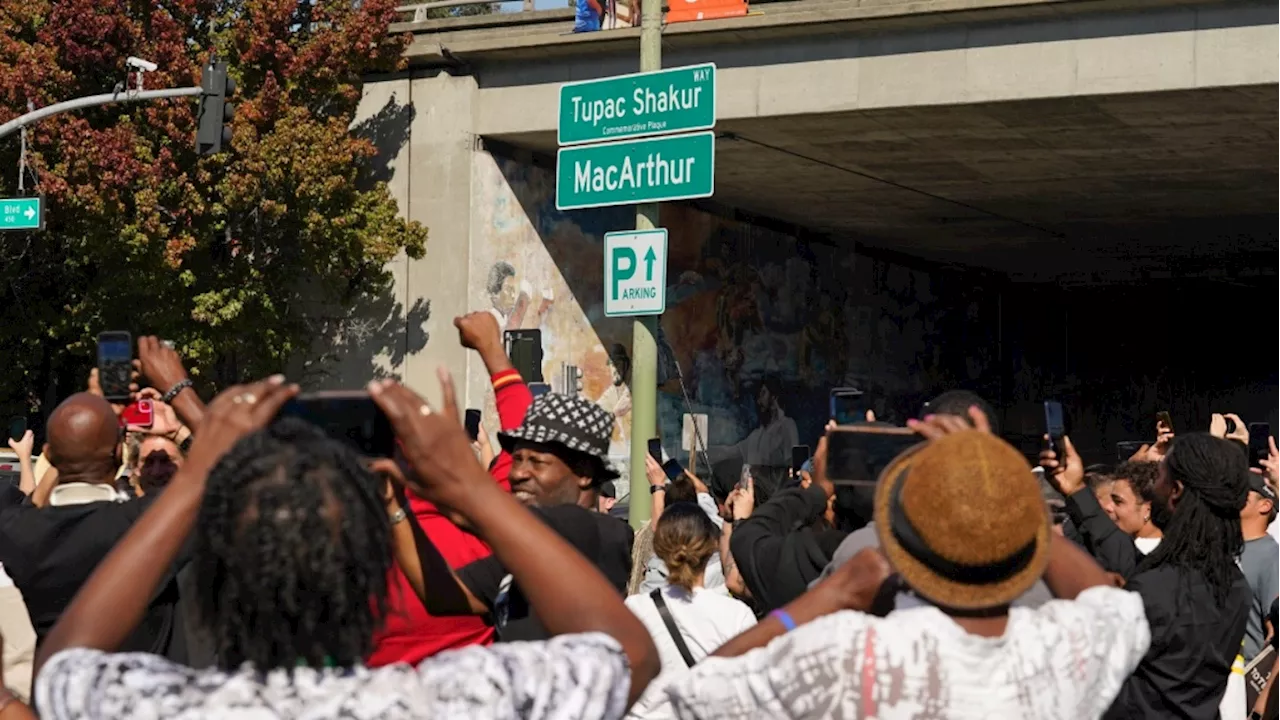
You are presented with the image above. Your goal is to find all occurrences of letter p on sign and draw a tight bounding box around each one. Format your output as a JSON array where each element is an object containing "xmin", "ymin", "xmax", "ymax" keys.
[{"xmin": 611, "ymin": 247, "xmax": 636, "ymax": 300}]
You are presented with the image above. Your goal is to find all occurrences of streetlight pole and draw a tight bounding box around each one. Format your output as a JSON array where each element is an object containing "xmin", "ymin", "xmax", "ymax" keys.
[
  {"xmin": 628, "ymin": 0, "xmax": 663, "ymax": 530},
  {"xmin": 0, "ymin": 87, "xmax": 202, "ymax": 141}
]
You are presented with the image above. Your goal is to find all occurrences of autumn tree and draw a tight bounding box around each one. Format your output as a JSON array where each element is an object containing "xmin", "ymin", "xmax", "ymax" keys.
[{"xmin": 0, "ymin": 0, "xmax": 427, "ymax": 418}]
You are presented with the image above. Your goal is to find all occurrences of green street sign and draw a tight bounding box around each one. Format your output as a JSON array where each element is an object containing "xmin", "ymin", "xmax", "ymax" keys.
[
  {"xmin": 556, "ymin": 132, "xmax": 715, "ymax": 211},
  {"xmin": 604, "ymin": 229, "xmax": 667, "ymax": 317},
  {"xmin": 559, "ymin": 64, "xmax": 716, "ymax": 146},
  {"xmin": 0, "ymin": 196, "xmax": 42, "ymax": 231}
]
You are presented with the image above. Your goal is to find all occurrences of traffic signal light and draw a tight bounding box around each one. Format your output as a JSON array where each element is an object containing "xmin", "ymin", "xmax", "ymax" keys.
[{"xmin": 196, "ymin": 60, "xmax": 235, "ymax": 155}]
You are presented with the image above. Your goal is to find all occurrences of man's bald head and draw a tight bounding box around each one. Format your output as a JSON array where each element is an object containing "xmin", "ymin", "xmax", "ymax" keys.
[{"xmin": 47, "ymin": 393, "xmax": 120, "ymax": 483}]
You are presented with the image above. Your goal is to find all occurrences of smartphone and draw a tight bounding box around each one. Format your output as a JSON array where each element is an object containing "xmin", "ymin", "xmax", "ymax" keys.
[
  {"xmin": 120, "ymin": 400, "xmax": 155, "ymax": 428},
  {"xmin": 504, "ymin": 329, "xmax": 544, "ymax": 383},
  {"xmin": 97, "ymin": 331, "xmax": 133, "ymax": 403},
  {"xmin": 276, "ymin": 392, "xmax": 396, "ymax": 458},
  {"xmin": 528, "ymin": 382, "xmax": 551, "ymax": 398},
  {"xmin": 824, "ymin": 426, "xmax": 922, "ymax": 485},
  {"xmin": 465, "ymin": 409, "xmax": 482, "ymax": 441},
  {"xmin": 648, "ymin": 438, "xmax": 663, "ymax": 463},
  {"xmin": 829, "ymin": 387, "xmax": 864, "ymax": 425},
  {"xmin": 662, "ymin": 458, "xmax": 684, "ymax": 481},
  {"xmin": 1116, "ymin": 441, "xmax": 1147, "ymax": 462},
  {"xmin": 1156, "ymin": 411, "xmax": 1174, "ymax": 434},
  {"xmin": 738, "ymin": 463, "xmax": 753, "ymax": 491},
  {"xmin": 1249, "ymin": 423, "xmax": 1270, "ymax": 468},
  {"xmin": 1044, "ymin": 401, "xmax": 1066, "ymax": 459},
  {"xmin": 8, "ymin": 417, "xmax": 25, "ymax": 443},
  {"xmin": 792, "ymin": 445, "xmax": 810, "ymax": 474}
]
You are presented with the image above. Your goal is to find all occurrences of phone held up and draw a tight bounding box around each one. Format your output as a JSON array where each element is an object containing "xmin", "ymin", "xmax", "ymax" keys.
[
  {"xmin": 1156, "ymin": 411, "xmax": 1174, "ymax": 434},
  {"xmin": 662, "ymin": 458, "xmax": 685, "ymax": 481},
  {"xmin": 120, "ymin": 400, "xmax": 155, "ymax": 429},
  {"xmin": 8, "ymin": 417, "xmax": 26, "ymax": 443},
  {"xmin": 1249, "ymin": 423, "xmax": 1270, "ymax": 468},
  {"xmin": 276, "ymin": 392, "xmax": 396, "ymax": 458},
  {"xmin": 1043, "ymin": 401, "xmax": 1066, "ymax": 460},
  {"xmin": 465, "ymin": 409, "xmax": 482, "ymax": 442},
  {"xmin": 824, "ymin": 425, "xmax": 921, "ymax": 486},
  {"xmin": 647, "ymin": 438, "xmax": 663, "ymax": 463},
  {"xmin": 97, "ymin": 331, "xmax": 133, "ymax": 404},
  {"xmin": 829, "ymin": 387, "xmax": 864, "ymax": 426},
  {"xmin": 791, "ymin": 445, "xmax": 810, "ymax": 474}
]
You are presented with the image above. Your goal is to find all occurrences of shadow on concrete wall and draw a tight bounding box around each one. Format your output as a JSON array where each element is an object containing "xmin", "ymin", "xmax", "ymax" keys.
[
  {"xmin": 296, "ymin": 93, "xmax": 429, "ymax": 389},
  {"xmin": 354, "ymin": 93, "xmax": 417, "ymax": 188}
]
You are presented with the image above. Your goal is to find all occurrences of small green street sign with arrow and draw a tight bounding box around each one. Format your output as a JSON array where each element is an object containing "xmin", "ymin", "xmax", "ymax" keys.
[
  {"xmin": 604, "ymin": 228, "xmax": 667, "ymax": 317},
  {"xmin": 0, "ymin": 196, "xmax": 43, "ymax": 232}
]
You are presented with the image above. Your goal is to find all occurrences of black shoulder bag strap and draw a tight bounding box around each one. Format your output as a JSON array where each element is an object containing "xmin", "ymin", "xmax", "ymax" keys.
[{"xmin": 650, "ymin": 588, "xmax": 697, "ymax": 667}]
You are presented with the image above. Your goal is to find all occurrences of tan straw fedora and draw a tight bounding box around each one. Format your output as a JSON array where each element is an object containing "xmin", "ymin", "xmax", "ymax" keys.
[{"xmin": 874, "ymin": 430, "xmax": 1051, "ymax": 611}]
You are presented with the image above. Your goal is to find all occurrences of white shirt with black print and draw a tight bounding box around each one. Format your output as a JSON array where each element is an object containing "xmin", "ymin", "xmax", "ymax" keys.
[{"xmin": 36, "ymin": 632, "xmax": 630, "ymax": 720}]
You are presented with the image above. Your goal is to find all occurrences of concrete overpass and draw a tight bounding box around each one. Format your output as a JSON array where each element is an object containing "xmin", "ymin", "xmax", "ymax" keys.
[{"xmin": 347, "ymin": 0, "xmax": 1278, "ymax": 481}]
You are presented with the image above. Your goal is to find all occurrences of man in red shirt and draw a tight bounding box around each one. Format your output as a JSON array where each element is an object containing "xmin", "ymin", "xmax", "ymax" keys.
[{"xmin": 367, "ymin": 312, "xmax": 533, "ymax": 665}]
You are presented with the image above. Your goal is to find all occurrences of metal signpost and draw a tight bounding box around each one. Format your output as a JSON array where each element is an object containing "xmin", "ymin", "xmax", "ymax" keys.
[{"xmin": 554, "ymin": 25, "xmax": 716, "ymax": 528}]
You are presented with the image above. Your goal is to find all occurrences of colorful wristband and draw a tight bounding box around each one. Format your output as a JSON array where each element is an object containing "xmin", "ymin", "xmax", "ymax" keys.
[{"xmin": 769, "ymin": 609, "xmax": 797, "ymax": 632}]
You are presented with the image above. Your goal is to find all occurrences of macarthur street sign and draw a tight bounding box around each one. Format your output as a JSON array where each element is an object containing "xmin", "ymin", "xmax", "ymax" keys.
[{"xmin": 555, "ymin": 132, "xmax": 715, "ymax": 211}]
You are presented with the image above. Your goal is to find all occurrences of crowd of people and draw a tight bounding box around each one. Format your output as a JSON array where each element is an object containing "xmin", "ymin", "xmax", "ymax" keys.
[{"xmin": 0, "ymin": 310, "xmax": 1276, "ymax": 719}]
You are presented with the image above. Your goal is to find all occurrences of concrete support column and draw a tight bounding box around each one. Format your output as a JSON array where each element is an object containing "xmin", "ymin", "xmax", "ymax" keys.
[{"xmin": 405, "ymin": 70, "xmax": 479, "ymax": 405}]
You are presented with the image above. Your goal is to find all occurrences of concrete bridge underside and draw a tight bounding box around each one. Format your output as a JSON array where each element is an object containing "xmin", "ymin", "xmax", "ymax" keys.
[{"xmin": 393, "ymin": 0, "xmax": 1277, "ymax": 279}]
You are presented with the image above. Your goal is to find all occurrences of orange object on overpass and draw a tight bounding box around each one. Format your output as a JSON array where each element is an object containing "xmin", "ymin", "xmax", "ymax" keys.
[{"xmin": 666, "ymin": 0, "xmax": 746, "ymax": 23}]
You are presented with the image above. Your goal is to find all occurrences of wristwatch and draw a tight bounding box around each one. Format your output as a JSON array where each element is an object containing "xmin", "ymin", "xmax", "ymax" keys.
[{"xmin": 650, "ymin": 484, "xmax": 666, "ymax": 494}]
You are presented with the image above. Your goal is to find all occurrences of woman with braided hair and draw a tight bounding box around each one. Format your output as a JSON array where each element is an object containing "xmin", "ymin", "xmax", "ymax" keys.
[
  {"xmin": 1045, "ymin": 432, "xmax": 1251, "ymax": 719},
  {"xmin": 28, "ymin": 371, "xmax": 658, "ymax": 719}
]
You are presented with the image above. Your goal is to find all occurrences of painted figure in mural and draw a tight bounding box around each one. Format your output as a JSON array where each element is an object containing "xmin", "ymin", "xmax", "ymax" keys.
[
  {"xmin": 705, "ymin": 375, "xmax": 799, "ymax": 470},
  {"xmin": 485, "ymin": 260, "xmax": 554, "ymax": 331},
  {"xmin": 595, "ymin": 344, "xmax": 633, "ymax": 421}
]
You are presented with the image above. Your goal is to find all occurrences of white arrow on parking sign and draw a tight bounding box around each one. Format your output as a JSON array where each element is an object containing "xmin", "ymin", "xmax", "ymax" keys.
[{"xmin": 23, "ymin": 207, "xmax": 34, "ymax": 219}]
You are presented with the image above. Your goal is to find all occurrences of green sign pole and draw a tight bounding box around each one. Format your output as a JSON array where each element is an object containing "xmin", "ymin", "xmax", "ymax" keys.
[{"xmin": 629, "ymin": 0, "xmax": 664, "ymax": 532}]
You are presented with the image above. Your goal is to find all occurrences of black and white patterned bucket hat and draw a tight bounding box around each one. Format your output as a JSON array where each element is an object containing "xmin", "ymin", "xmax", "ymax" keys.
[{"xmin": 498, "ymin": 393, "xmax": 619, "ymax": 479}]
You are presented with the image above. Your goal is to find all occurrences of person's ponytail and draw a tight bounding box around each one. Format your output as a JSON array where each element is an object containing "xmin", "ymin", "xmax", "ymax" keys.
[{"xmin": 653, "ymin": 502, "xmax": 719, "ymax": 591}]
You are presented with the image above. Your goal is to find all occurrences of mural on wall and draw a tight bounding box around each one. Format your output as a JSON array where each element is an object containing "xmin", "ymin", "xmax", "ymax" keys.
[{"xmin": 471, "ymin": 151, "xmax": 1000, "ymax": 493}]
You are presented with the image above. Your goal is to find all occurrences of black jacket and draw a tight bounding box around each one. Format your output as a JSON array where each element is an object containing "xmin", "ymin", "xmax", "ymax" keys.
[
  {"xmin": 730, "ymin": 484, "xmax": 845, "ymax": 614},
  {"xmin": 1066, "ymin": 491, "xmax": 1252, "ymax": 720}
]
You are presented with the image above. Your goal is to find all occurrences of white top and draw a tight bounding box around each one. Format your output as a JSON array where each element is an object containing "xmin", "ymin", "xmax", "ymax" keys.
[
  {"xmin": 666, "ymin": 586, "xmax": 1150, "ymax": 720},
  {"xmin": 625, "ymin": 586, "xmax": 756, "ymax": 720},
  {"xmin": 1134, "ymin": 535, "xmax": 1161, "ymax": 554},
  {"xmin": 36, "ymin": 633, "xmax": 629, "ymax": 720}
]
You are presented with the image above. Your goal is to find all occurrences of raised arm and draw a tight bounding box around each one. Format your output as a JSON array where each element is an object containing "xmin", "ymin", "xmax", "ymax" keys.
[
  {"xmin": 135, "ymin": 336, "xmax": 206, "ymax": 431},
  {"xmin": 7, "ymin": 430, "xmax": 36, "ymax": 496},
  {"xmin": 370, "ymin": 372, "xmax": 659, "ymax": 706},
  {"xmin": 33, "ymin": 377, "xmax": 298, "ymax": 678}
]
